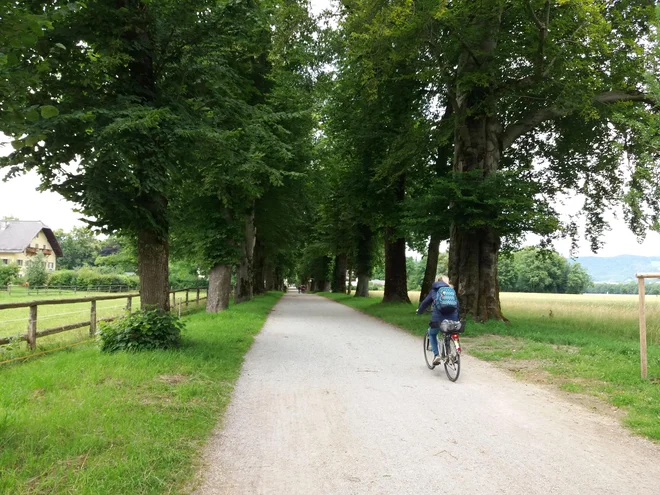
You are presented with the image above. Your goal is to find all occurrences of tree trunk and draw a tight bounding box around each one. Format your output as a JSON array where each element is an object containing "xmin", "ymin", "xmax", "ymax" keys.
[
  {"xmin": 332, "ymin": 254, "xmax": 347, "ymax": 293},
  {"xmin": 206, "ymin": 264, "xmax": 231, "ymax": 313},
  {"xmin": 382, "ymin": 228, "xmax": 410, "ymax": 303},
  {"xmin": 448, "ymin": 113, "xmax": 506, "ymax": 321},
  {"xmin": 234, "ymin": 213, "xmax": 256, "ymax": 304},
  {"xmin": 449, "ymin": 112, "xmax": 505, "ymax": 320},
  {"xmin": 449, "ymin": 226, "xmax": 504, "ymax": 322},
  {"xmin": 265, "ymin": 267, "xmax": 276, "ymax": 291},
  {"xmin": 347, "ymin": 266, "xmax": 353, "ymax": 295},
  {"xmin": 354, "ymin": 224, "xmax": 372, "ymax": 298},
  {"xmin": 355, "ymin": 273, "xmax": 369, "ymax": 297},
  {"xmin": 137, "ymin": 228, "xmax": 170, "ymax": 311},
  {"xmin": 420, "ymin": 233, "xmax": 441, "ymax": 303},
  {"xmin": 448, "ymin": 9, "xmax": 506, "ymax": 321},
  {"xmin": 252, "ymin": 238, "xmax": 265, "ymax": 295}
]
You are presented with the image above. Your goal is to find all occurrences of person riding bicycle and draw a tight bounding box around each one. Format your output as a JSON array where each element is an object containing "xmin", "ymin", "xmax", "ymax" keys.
[{"xmin": 416, "ymin": 276, "xmax": 460, "ymax": 365}]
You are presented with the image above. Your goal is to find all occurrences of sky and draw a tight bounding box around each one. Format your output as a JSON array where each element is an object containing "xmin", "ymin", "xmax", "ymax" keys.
[{"xmin": 1, "ymin": 0, "xmax": 658, "ymax": 259}]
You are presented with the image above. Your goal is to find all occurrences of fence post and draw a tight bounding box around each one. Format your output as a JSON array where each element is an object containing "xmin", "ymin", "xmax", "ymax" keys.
[
  {"xmin": 126, "ymin": 296, "xmax": 132, "ymax": 314},
  {"xmin": 178, "ymin": 298, "xmax": 181, "ymax": 318},
  {"xmin": 185, "ymin": 289, "xmax": 189, "ymax": 308},
  {"xmin": 196, "ymin": 288, "xmax": 200, "ymax": 305},
  {"xmin": 90, "ymin": 300, "xmax": 97, "ymax": 337},
  {"xmin": 27, "ymin": 305, "xmax": 37, "ymax": 350},
  {"xmin": 638, "ymin": 276, "xmax": 648, "ymax": 379}
]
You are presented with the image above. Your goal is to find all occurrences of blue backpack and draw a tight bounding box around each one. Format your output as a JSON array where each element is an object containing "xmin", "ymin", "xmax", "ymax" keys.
[{"xmin": 433, "ymin": 286, "xmax": 458, "ymax": 315}]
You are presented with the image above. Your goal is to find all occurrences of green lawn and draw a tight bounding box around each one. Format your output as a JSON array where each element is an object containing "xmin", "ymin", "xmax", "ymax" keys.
[
  {"xmin": 0, "ymin": 290, "xmax": 208, "ymax": 362},
  {"xmin": 0, "ymin": 291, "xmax": 281, "ymax": 494},
  {"xmin": 321, "ymin": 291, "xmax": 660, "ymax": 442}
]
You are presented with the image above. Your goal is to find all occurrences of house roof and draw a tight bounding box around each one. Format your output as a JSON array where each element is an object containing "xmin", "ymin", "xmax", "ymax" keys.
[{"xmin": 0, "ymin": 221, "xmax": 63, "ymax": 257}]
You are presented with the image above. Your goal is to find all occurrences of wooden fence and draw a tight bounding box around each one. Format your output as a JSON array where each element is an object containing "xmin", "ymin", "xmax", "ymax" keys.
[
  {"xmin": 0, "ymin": 288, "xmax": 207, "ymax": 350},
  {"xmin": 0, "ymin": 284, "xmax": 135, "ymax": 295}
]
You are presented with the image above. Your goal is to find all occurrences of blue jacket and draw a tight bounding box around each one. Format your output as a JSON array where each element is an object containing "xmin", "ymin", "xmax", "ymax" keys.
[{"xmin": 417, "ymin": 281, "xmax": 460, "ymax": 322}]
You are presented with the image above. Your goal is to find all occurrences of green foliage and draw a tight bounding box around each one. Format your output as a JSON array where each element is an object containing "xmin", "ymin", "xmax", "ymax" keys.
[
  {"xmin": 48, "ymin": 267, "xmax": 139, "ymax": 290},
  {"xmin": 0, "ymin": 3, "xmax": 79, "ymax": 131},
  {"xmin": 95, "ymin": 235, "xmax": 137, "ymax": 273},
  {"xmin": 585, "ymin": 282, "xmax": 660, "ymax": 296},
  {"xmin": 566, "ymin": 263, "xmax": 594, "ymax": 295},
  {"xmin": 98, "ymin": 310, "xmax": 185, "ymax": 353},
  {"xmin": 169, "ymin": 260, "xmax": 206, "ymax": 290},
  {"xmin": 498, "ymin": 247, "xmax": 593, "ymax": 294},
  {"xmin": 0, "ymin": 264, "xmax": 20, "ymax": 286},
  {"xmin": 54, "ymin": 227, "xmax": 99, "ymax": 270},
  {"xmin": 25, "ymin": 252, "xmax": 47, "ymax": 286}
]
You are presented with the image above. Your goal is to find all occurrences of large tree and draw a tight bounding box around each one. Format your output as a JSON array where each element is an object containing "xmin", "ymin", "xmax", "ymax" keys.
[
  {"xmin": 2, "ymin": 0, "xmax": 272, "ymax": 310},
  {"xmin": 437, "ymin": 1, "xmax": 659, "ymax": 320}
]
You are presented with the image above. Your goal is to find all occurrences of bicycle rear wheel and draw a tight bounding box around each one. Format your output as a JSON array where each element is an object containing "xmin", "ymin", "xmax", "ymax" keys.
[
  {"xmin": 424, "ymin": 332, "xmax": 435, "ymax": 369},
  {"xmin": 443, "ymin": 338, "xmax": 461, "ymax": 382}
]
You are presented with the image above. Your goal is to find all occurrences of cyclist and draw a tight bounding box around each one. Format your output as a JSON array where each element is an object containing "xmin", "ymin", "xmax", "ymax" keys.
[{"xmin": 416, "ymin": 276, "xmax": 460, "ymax": 365}]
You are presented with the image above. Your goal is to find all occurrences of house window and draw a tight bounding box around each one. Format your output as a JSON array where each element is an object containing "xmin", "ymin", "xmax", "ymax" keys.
[
  {"xmin": 48, "ymin": 263, "xmax": 54, "ymax": 270},
  {"xmin": 1, "ymin": 259, "xmax": 7, "ymax": 265},
  {"xmin": 17, "ymin": 260, "xmax": 23, "ymax": 266}
]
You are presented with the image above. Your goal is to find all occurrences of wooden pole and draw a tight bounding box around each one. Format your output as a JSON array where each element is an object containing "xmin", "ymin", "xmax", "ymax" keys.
[
  {"xmin": 185, "ymin": 289, "xmax": 189, "ymax": 308},
  {"xmin": 27, "ymin": 305, "xmax": 37, "ymax": 350},
  {"xmin": 196, "ymin": 288, "xmax": 200, "ymax": 305},
  {"xmin": 90, "ymin": 300, "xmax": 97, "ymax": 337},
  {"xmin": 126, "ymin": 296, "xmax": 132, "ymax": 313},
  {"xmin": 638, "ymin": 276, "xmax": 648, "ymax": 379}
]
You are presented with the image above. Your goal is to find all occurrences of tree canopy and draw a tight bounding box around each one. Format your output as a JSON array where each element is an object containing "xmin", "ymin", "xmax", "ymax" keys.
[{"xmin": 1, "ymin": 0, "xmax": 658, "ymax": 319}]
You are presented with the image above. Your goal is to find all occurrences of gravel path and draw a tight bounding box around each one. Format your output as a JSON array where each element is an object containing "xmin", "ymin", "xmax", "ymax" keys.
[{"xmin": 196, "ymin": 293, "xmax": 660, "ymax": 495}]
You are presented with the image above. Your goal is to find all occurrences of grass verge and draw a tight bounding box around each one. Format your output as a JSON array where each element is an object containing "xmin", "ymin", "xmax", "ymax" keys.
[
  {"xmin": 0, "ymin": 291, "xmax": 281, "ymax": 494},
  {"xmin": 321, "ymin": 292, "xmax": 660, "ymax": 442}
]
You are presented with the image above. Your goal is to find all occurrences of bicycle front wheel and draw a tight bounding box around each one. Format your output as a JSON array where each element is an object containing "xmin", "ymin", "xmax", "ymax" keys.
[
  {"xmin": 444, "ymin": 338, "xmax": 461, "ymax": 382},
  {"xmin": 424, "ymin": 333, "xmax": 435, "ymax": 370}
]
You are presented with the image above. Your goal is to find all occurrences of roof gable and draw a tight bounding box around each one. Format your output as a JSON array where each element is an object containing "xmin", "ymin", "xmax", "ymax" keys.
[{"xmin": 0, "ymin": 221, "xmax": 63, "ymax": 257}]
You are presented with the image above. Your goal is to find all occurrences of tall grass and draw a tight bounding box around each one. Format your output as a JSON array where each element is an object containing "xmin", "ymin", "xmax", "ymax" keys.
[{"xmin": 0, "ymin": 292, "xmax": 281, "ymax": 494}]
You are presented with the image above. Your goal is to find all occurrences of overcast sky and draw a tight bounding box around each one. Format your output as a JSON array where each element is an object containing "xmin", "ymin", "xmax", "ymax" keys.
[{"xmin": 1, "ymin": 0, "xmax": 658, "ymax": 259}]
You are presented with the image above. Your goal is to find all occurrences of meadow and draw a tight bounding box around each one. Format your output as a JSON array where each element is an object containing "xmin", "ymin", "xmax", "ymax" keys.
[
  {"xmin": 0, "ymin": 292, "xmax": 281, "ymax": 494},
  {"xmin": 323, "ymin": 290, "xmax": 660, "ymax": 441},
  {"xmin": 0, "ymin": 288, "xmax": 208, "ymax": 362}
]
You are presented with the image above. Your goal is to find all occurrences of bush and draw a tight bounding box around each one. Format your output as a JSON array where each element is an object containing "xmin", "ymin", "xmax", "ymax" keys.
[
  {"xmin": 98, "ymin": 310, "xmax": 185, "ymax": 352},
  {"xmin": 48, "ymin": 267, "xmax": 139, "ymax": 290},
  {"xmin": 25, "ymin": 253, "xmax": 48, "ymax": 286},
  {"xmin": 0, "ymin": 264, "xmax": 20, "ymax": 286},
  {"xmin": 48, "ymin": 270, "xmax": 78, "ymax": 287}
]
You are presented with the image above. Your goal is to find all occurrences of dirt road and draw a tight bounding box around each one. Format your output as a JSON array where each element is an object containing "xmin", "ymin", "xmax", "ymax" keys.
[{"xmin": 196, "ymin": 293, "xmax": 660, "ymax": 495}]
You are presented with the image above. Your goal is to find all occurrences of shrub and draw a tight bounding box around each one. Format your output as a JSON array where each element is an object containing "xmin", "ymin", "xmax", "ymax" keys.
[
  {"xmin": 49, "ymin": 267, "xmax": 139, "ymax": 290},
  {"xmin": 25, "ymin": 253, "xmax": 48, "ymax": 286},
  {"xmin": 48, "ymin": 270, "xmax": 78, "ymax": 287},
  {"xmin": 0, "ymin": 264, "xmax": 20, "ymax": 286},
  {"xmin": 98, "ymin": 310, "xmax": 185, "ymax": 352}
]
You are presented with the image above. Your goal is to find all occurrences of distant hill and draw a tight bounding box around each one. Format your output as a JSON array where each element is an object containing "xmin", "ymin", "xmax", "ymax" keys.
[{"xmin": 573, "ymin": 255, "xmax": 660, "ymax": 283}]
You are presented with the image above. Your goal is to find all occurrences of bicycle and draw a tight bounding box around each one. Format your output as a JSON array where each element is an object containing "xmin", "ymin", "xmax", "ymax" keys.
[{"xmin": 423, "ymin": 320, "xmax": 464, "ymax": 382}]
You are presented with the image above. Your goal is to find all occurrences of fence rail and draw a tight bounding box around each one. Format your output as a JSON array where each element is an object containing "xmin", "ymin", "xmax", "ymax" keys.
[
  {"xmin": 0, "ymin": 288, "xmax": 207, "ymax": 349},
  {"xmin": 0, "ymin": 284, "xmax": 136, "ymax": 295}
]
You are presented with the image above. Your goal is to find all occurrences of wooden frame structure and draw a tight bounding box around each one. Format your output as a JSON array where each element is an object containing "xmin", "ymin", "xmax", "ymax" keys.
[
  {"xmin": 0, "ymin": 287, "xmax": 207, "ymax": 350},
  {"xmin": 636, "ymin": 273, "xmax": 660, "ymax": 379}
]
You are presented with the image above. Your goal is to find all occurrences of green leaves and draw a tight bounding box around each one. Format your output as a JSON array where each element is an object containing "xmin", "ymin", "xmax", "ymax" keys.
[
  {"xmin": 40, "ymin": 106, "xmax": 59, "ymax": 119},
  {"xmin": 98, "ymin": 309, "xmax": 185, "ymax": 353}
]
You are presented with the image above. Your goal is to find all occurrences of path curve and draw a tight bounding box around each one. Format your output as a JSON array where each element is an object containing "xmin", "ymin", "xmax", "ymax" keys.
[{"xmin": 196, "ymin": 293, "xmax": 660, "ymax": 495}]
